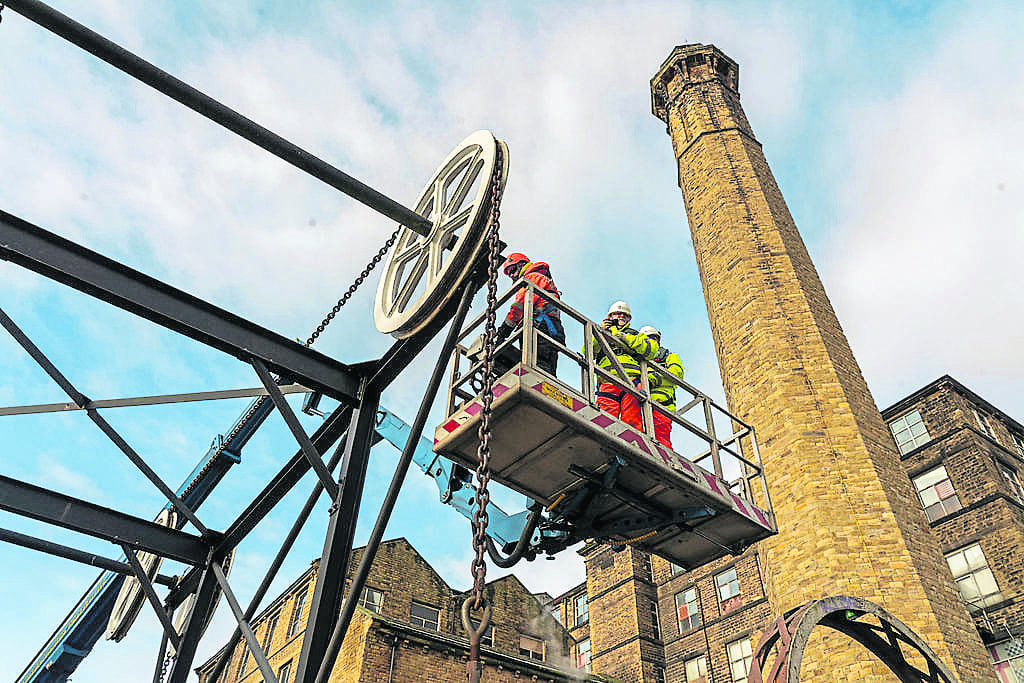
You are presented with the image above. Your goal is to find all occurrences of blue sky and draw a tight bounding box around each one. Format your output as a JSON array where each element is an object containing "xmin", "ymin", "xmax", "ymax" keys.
[{"xmin": 2, "ymin": 1, "xmax": 1023, "ymax": 680}]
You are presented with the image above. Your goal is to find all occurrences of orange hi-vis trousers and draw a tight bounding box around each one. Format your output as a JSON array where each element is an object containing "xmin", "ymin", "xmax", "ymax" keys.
[{"xmin": 596, "ymin": 383, "xmax": 642, "ymax": 430}]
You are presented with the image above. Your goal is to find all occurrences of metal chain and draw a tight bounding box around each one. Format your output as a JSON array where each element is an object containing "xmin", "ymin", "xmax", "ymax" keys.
[
  {"xmin": 304, "ymin": 227, "xmax": 401, "ymax": 347},
  {"xmin": 463, "ymin": 145, "xmax": 503, "ymax": 683},
  {"xmin": 470, "ymin": 148, "xmax": 503, "ymax": 610},
  {"xmin": 157, "ymin": 652, "xmax": 174, "ymax": 683},
  {"xmin": 206, "ymin": 225, "xmax": 402, "ymax": 462}
]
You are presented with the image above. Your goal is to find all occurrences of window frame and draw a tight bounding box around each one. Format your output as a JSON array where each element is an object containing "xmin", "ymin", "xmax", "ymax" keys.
[
  {"xmin": 726, "ymin": 637, "xmax": 753, "ymax": 683},
  {"xmin": 276, "ymin": 660, "xmax": 293, "ymax": 683},
  {"xmin": 575, "ymin": 637, "xmax": 592, "ymax": 672},
  {"xmin": 650, "ymin": 599, "xmax": 661, "ymax": 641},
  {"xmin": 574, "ymin": 592, "xmax": 589, "ymax": 625},
  {"xmin": 715, "ymin": 567, "xmax": 741, "ymax": 603},
  {"xmin": 945, "ymin": 543, "xmax": 1003, "ymax": 611},
  {"xmin": 912, "ymin": 465, "xmax": 962, "ymax": 521},
  {"xmin": 260, "ymin": 612, "xmax": 279, "ymax": 656},
  {"xmin": 357, "ymin": 586, "xmax": 384, "ymax": 614},
  {"xmin": 675, "ymin": 587, "xmax": 701, "ymax": 633},
  {"xmin": 998, "ymin": 462, "xmax": 1024, "ymax": 503},
  {"xmin": 409, "ymin": 601, "xmax": 441, "ymax": 630},
  {"xmin": 1012, "ymin": 432, "xmax": 1024, "ymax": 458},
  {"xmin": 684, "ymin": 654, "xmax": 709, "ymax": 683},
  {"xmin": 973, "ymin": 408, "xmax": 996, "ymax": 440},
  {"xmin": 287, "ymin": 585, "xmax": 308, "ymax": 638},
  {"xmin": 889, "ymin": 409, "xmax": 931, "ymax": 454},
  {"xmin": 518, "ymin": 633, "xmax": 544, "ymax": 661}
]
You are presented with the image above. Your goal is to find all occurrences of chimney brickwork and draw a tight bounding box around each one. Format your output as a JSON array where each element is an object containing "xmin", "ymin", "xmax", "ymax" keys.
[{"xmin": 649, "ymin": 43, "xmax": 995, "ymax": 681}]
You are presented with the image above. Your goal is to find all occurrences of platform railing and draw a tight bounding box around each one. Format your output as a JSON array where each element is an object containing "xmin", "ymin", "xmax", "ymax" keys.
[{"xmin": 446, "ymin": 280, "xmax": 775, "ymax": 521}]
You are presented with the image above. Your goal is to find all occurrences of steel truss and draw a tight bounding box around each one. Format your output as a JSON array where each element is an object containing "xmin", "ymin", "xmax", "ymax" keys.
[
  {"xmin": 1, "ymin": 2, "xmax": 492, "ymax": 682},
  {"xmin": 749, "ymin": 596, "xmax": 960, "ymax": 683}
]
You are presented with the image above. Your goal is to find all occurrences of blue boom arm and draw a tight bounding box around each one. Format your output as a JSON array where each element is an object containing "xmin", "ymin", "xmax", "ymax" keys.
[{"xmin": 21, "ymin": 401, "xmax": 532, "ymax": 683}]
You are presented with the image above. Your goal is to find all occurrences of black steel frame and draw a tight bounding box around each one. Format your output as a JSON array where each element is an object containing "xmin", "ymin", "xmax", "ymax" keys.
[{"xmin": 0, "ymin": 3, "xmax": 491, "ymax": 682}]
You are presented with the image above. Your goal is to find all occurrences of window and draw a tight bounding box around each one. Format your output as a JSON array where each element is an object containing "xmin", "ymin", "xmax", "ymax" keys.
[
  {"xmin": 912, "ymin": 466, "xmax": 962, "ymax": 521},
  {"xmin": 260, "ymin": 612, "xmax": 279, "ymax": 655},
  {"xmin": 550, "ymin": 603, "xmax": 561, "ymax": 624},
  {"xmin": 471, "ymin": 620, "xmax": 495, "ymax": 648},
  {"xmin": 1012, "ymin": 433, "xmax": 1024, "ymax": 458},
  {"xmin": 574, "ymin": 592, "xmax": 589, "ymax": 625},
  {"xmin": 277, "ymin": 660, "xmax": 292, "ymax": 683},
  {"xmin": 715, "ymin": 567, "xmax": 741, "ymax": 607},
  {"xmin": 519, "ymin": 634, "xmax": 544, "ymax": 661},
  {"xmin": 236, "ymin": 649, "xmax": 250, "ymax": 681},
  {"xmin": 727, "ymin": 637, "xmax": 753, "ymax": 683},
  {"xmin": 288, "ymin": 586, "xmax": 308, "ymax": 637},
  {"xmin": 643, "ymin": 553, "xmax": 654, "ymax": 579},
  {"xmin": 684, "ymin": 654, "xmax": 708, "ymax": 683},
  {"xmin": 889, "ymin": 410, "xmax": 930, "ymax": 454},
  {"xmin": 575, "ymin": 638, "xmax": 592, "ymax": 672},
  {"xmin": 650, "ymin": 600, "xmax": 661, "ymax": 640},
  {"xmin": 675, "ymin": 587, "xmax": 700, "ymax": 633},
  {"xmin": 1000, "ymin": 464, "xmax": 1024, "ymax": 503},
  {"xmin": 358, "ymin": 586, "xmax": 383, "ymax": 613},
  {"xmin": 653, "ymin": 666, "xmax": 667, "ymax": 683},
  {"xmin": 973, "ymin": 408, "xmax": 996, "ymax": 439},
  {"xmin": 945, "ymin": 543, "xmax": 1003, "ymax": 610},
  {"xmin": 410, "ymin": 602, "xmax": 440, "ymax": 630},
  {"xmin": 670, "ymin": 562, "xmax": 685, "ymax": 576}
]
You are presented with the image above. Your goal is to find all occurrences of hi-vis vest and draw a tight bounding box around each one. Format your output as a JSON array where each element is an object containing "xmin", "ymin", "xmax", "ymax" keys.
[
  {"xmin": 649, "ymin": 347, "xmax": 684, "ymax": 411},
  {"xmin": 583, "ymin": 325, "xmax": 660, "ymax": 384}
]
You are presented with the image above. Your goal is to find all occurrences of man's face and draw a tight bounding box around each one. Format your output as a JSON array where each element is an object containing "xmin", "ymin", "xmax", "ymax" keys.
[{"xmin": 609, "ymin": 312, "xmax": 631, "ymax": 328}]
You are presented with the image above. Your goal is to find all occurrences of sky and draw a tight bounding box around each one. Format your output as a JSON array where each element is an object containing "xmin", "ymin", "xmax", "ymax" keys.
[{"xmin": 1, "ymin": 0, "xmax": 1022, "ymax": 680}]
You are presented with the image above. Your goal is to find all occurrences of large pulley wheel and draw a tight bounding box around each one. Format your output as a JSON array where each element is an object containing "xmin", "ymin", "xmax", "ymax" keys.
[
  {"xmin": 106, "ymin": 509, "xmax": 177, "ymax": 642},
  {"xmin": 374, "ymin": 130, "xmax": 509, "ymax": 338},
  {"xmin": 170, "ymin": 547, "xmax": 236, "ymax": 654}
]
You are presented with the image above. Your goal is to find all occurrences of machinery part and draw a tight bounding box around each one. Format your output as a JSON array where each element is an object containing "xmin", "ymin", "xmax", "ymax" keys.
[
  {"xmin": 374, "ymin": 130, "xmax": 509, "ymax": 338},
  {"xmin": 105, "ymin": 509, "xmax": 177, "ymax": 642},
  {"xmin": 465, "ymin": 141, "xmax": 505, "ymax": 683},
  {"xmin": 170, "ymin": 548, "xmax": 236, "ymax": 654},
  {"xmin": 749, "ymin": 595, "xmax": 959, "ymax": 683}
]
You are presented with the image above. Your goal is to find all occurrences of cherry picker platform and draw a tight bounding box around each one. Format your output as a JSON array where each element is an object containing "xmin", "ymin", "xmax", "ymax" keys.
[{"xmin": 434, "ymin": 281, "xmax": 776, "ymax": 569}]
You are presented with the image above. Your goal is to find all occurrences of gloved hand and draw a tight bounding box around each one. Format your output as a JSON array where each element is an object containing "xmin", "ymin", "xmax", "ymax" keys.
[{"xmin": 496, "ymin": 320, "xmax": 513, "ymax": 342}]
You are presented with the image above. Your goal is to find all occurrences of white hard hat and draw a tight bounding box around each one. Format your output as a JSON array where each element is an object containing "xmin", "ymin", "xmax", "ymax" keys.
[
  {"xmin": 639, "ymin": 325, "xmax": 661, "ymax": 338},
  {"xmin": 607, "ymin": 301, "xmax": 632, "ymax": 317}
]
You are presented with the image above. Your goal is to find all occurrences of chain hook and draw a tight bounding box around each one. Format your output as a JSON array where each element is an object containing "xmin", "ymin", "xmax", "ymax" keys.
[{"xmin": 461, "ymin": 594, "xmax": 492, "ymax": 683}]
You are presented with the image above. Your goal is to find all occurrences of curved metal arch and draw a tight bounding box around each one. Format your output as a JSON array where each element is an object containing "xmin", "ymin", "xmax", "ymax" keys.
[{"xmin": 750, "ymin": 595, "xmax": 959, "ymax": 683}]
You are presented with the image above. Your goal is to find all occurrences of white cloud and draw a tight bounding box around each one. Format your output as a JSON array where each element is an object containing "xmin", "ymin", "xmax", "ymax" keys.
[{"xmin": 823, "ymin": 5, "xmax": 1024, "ymax": 413}]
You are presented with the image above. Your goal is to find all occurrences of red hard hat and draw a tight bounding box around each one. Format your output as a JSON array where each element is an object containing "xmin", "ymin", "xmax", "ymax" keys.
[{"xmin": 502, "ymin": 252, "xmax": 530, "ymax": 276}]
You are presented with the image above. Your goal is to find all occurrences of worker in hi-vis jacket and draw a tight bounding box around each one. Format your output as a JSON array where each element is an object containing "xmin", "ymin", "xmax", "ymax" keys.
[
  {"xmin": 639, "ymin": 325, "xmax": 684, "ymax": 448},
  {"xmin": 583, "ymin": 301, "xmax": 659, "ymax": 430}
]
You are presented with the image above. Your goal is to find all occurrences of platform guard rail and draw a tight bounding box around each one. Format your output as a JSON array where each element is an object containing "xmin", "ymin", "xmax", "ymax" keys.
[{"xmin": 445, "ymin": 278, "xmax": 775, "ymax": 525}]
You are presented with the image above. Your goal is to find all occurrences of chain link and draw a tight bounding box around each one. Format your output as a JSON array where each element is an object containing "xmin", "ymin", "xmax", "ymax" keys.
[
  {"xmin": 470, "ymin": 147, "xmax": 504, "ymax": 607},
  {"xmin": 204, "ymin": 226, "xmax": 402, "ymax": 463},
  {"xmin": 157, "ymin": 652, "xmax": 174, "ymax": 683},
  {"xmin": 464, "ymin": 142, "xmax": 503, "ymax": 683}
]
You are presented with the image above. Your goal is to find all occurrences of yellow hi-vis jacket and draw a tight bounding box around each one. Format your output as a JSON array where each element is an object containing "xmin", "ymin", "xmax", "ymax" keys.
[
  {"xmin": 649, "ymin": 347, "xmax": 684, "ymax": 411},
  {"xmin": 583, "ymin": 325, "xmax": 660, "ymax": 385}
]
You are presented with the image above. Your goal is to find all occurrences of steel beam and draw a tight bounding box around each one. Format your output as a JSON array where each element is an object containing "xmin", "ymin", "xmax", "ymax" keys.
[
  {"xmin": 294, "ymin": 386, "xmax": 380, "ymax": 683},
  {"xmin": 120, "ymin": 544, "xmax": 181, "ymax": 651},
  {"xmin": 316, "ymin": 282, "xmax": 476, "ymax": 683},
  {"xmin": 166, "ymin": 563, "xmax": 220, "ymax": 683},
  {"xmin": 0, "ymin": 211, "xmax": 359, "ymax": 403},
  {"xmin": 0, "ymin": 527, "xmax": 175, "ymax": 586},
  {"xmin": 3, "ymin": 0, "xmax": 432, "ymax": 237},
  {"xmin": 219, "ymin": 405, "xmax": 352, "ymax": 552},
  {"xmin": 0, "ymin": 475, "xmax": 209, "ymax": 565},
  {"xmin": 0, "ymin": 384, "xmax": 309, "ymax": 416},
  {"xmin": 203, "ymin": 438, "xmax": 347, "ymax": 683}
]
